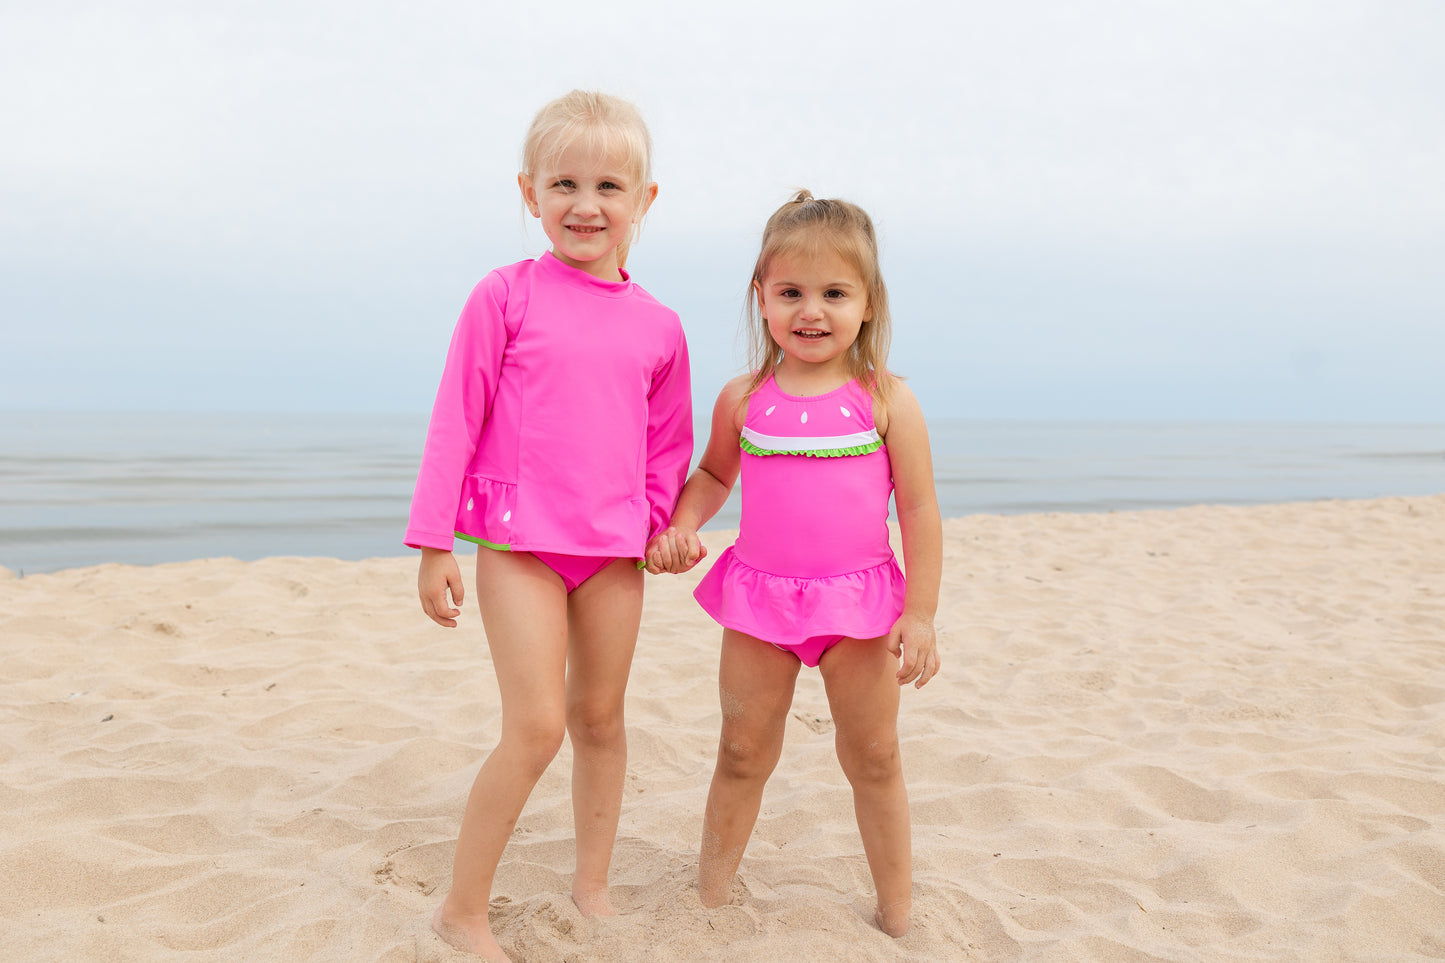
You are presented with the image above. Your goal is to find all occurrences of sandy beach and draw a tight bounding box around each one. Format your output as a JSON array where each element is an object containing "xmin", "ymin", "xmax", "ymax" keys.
[{"xmin": 1, "ymin": 495, "xmax": 1442, "ymax": 961}]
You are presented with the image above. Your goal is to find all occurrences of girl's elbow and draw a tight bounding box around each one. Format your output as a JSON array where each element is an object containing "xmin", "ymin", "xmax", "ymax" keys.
[{"xmin": 896, "ymin": 496, "xmax": 941, "ymax": 520}]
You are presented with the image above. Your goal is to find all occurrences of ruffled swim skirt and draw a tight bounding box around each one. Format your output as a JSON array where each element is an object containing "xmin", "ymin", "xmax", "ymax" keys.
[{"xmin": 693, "ymin": 547, "xmax": 906, "ymax": 647}]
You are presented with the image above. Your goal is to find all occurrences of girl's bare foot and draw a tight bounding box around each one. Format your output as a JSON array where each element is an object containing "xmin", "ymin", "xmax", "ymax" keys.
[
  {"xmin": 697, "ymin": 876, "xmax": 733, "ymax": 909},
  {"xmin": 571, "ymin": 880, "xmax": 616, "ymax": 917},
  {"xmin": 698, "ymin": 837, "xmax": 747, "ymax": 908},
  {"xmin": 875, "ymin": 896, "xmax": 911, "ymax": 938},
  {"xmin": 432, "ymin": 902, "xmax": 511, "ymax": 961}
]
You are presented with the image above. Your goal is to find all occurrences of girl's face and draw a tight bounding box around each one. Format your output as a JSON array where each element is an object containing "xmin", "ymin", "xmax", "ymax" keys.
[
  {"xmin": 755, "ymin": 248, "xmax": 870, "ymax": 375},
  {"xmin": 519, "ymin": 140, "xmax": 656, "ymax": 282}
]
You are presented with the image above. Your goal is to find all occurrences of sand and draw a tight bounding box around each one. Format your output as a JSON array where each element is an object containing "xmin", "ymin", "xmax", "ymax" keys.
[{"xmin": 1, "ymin": 495, "xmax": 1442, "ymax": 961}]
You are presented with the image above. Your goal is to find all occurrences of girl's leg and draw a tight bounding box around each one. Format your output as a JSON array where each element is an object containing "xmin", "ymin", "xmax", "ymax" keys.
[
  {"xmin": 433, "ymin": 550, "xmax": 570, "ymax": 961},
  {"xmin": 562, "ymin": 558, "xmax": 645, "ymax": 916},
  {"xmin": 818, "ymin": 637, "xmax": 912, "ymax": 937},
  {"xmin": 698, "ymin": 629, "xmax": 800, "ymax": 907}
]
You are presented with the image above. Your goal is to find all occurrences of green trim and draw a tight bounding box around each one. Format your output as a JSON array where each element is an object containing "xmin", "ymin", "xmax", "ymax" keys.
[
  {"xmin": 739, "ymin": 437, "xmax": 884, "ymax": 458},
  {"xmin": 455, "ymin": 532, "xmax": 511, "ymax": 551},
  {"xmin": 457, "ymin": 533, "xmax": 643, "ymax": 569}
]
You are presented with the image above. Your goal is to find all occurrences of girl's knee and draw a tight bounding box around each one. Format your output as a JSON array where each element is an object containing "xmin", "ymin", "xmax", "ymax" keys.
[
  {"xmin": 566, "ymin": 702, "xmax": 625, "ymax": 748},
  {"xmin": 837, "ymin": 736, "xmax": 902, "ymax": 786},
  {"xmin": 503, "ymin": 714, "xmax": 567, "ymax": 772},
  {"xmin": 715, "ymin": 733, "xmax": 782, "ymax": 782}
]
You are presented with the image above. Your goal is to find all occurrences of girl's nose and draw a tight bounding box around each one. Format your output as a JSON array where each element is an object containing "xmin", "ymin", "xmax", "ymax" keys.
[
  {"xmin": 800, "ymin": 296, "xmax": 825, "ymax": 319},
  {"xmin": 571, "ymin": 190, "xmax": 600, "ymax": 215}
]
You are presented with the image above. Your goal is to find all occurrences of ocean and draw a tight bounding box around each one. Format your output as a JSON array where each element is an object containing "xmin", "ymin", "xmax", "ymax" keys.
[{"xmin": 1, "ymin": 411, "xmax": 1441, "ymax": 575}]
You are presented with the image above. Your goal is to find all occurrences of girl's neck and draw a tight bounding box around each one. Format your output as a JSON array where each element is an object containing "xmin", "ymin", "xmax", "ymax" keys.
[
  {"xmin": 551, "ymin": 249, "xmax": 625, "ymax": 283},
  {"xmin": 771, "ymin": 358, "xmax": 852, "ymax": 398}
]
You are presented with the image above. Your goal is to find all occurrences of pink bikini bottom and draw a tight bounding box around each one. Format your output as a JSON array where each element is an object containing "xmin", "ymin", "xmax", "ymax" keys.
[
  {"xmin": 475, "ymin": 542, "xmax": 616, "ymax": 593},
  {"xmin": 528, "ymin": 551, "xmax": 616, "ymax": 594},
  {"xmin": 770, "ymin": 634, "xmax": 845, "ymax": 668}
]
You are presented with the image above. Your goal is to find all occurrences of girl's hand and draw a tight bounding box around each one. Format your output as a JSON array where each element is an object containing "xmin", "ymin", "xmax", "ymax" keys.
[
  {"xmin": 644, "ymin": 527, "xmax": 707, "ymax": 574},
  {"xmin": 879, "ymin": 382, "xmax": 942, "ymax": 690},
  {"xmin": 888, "ymin": 612, "xmax": 940, "ymax": 688},
  {"xmin": 418, "ymin": 547, "xmax": 465, "ymax": 627}
]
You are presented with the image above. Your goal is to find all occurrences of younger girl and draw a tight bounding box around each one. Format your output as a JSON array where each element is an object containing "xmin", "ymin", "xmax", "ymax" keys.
[
  {"xmin": 408, "ymin": 91, "xmax": 691, "ymax": 960},
  {"xmin": 646, "ymin": 191, "xmax": 941, "ymax": 937}
]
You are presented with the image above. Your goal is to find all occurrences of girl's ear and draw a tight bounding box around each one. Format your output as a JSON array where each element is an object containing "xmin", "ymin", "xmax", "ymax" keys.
[
  {"xmin": 634, "ymin": 182, "xmax": 659, "ymax": 222},
  {"xmin": 517, "ymin": 173, "xmax": 540, "ymax": 217},
  {"xmin": 752, "ymin": 278, "xmax": 765, "ymax": 315}
]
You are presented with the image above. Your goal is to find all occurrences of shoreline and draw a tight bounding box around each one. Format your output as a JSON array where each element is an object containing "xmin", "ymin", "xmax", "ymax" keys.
[
  {"xmin": 1, "ymin": 494, "xmax": 1442, "ymax": 960},
  {"xmin": 4, "ymin": 491, "xmax": 1441, "ymax": 580},
  {"xmin": 5, "ymin": 412, "xmax": 1443, "ymax": 577}
]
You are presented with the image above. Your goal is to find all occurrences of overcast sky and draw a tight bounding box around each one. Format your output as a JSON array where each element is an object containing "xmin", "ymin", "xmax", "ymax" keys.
[{"xmin": 3, "ymin": 0, "xmax": 1442, "ymax": 420}]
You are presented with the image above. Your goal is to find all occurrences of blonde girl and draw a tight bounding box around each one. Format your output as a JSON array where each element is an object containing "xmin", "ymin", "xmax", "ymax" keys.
[
  {"xmin": 408, "ymin": 90, "xmax": 691, "ymax": 960},
  {"xmin": 646, "ymin": 190, "xmax": 941, "ymax": 937}
]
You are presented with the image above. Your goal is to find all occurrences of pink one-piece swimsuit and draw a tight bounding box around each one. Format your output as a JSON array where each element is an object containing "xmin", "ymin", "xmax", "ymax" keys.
[{"xmin": 693, "ymin": 375, "xmax": 906, "ymax": 665}]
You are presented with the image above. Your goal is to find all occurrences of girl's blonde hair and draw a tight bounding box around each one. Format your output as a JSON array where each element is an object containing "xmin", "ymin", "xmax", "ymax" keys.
[
  {"xmin": 744, "ymin": 190, "xmax": 896, "ymax": 410},
  {"xmin": 520, "ymin": 90, "xmax": 654, "ymax": 269}
]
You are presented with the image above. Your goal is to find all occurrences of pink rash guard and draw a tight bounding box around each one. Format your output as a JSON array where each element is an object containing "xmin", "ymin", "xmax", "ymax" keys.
[{"xmin": 405, "ymin": 252, "xmax": 692, "ymax": 557}]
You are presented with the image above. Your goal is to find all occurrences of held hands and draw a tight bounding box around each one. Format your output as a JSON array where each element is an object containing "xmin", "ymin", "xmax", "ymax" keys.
[
  {"xmin": 888, "ymin": 612, "xmax": 941, "ymax": 688},
  {"xmin": 644, "ymin": 526, "xmax": 707, "ymax": 575},
  {"xmin": 418, "ymin": 547, "xmax": 465, "ymax": 627}
]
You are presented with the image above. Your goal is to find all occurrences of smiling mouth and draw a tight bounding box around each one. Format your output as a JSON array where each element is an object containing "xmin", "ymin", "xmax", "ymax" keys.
[
  {"xmin": 794, "ymin": 329, "xmax": 829, "ymax": 340},
  {"xmin": 567, "ymin": 225, "xmax": 604, "ymax": 235}
]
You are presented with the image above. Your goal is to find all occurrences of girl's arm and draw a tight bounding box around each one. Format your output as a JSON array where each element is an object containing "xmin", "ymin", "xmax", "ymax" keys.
[
  {"xmin": 406, "ymin": 274, "xmax": 511, "ymax": 552},
  {"xmin": 879, "ymin": 381, "xmax": 942, "ymax": 687},
  {"xmin": 409, "ymin": 273, "xmax": 511, "ymax": 626},
  {"xmin": 643, "ymin": 324, "xmax": 693, "ymax": 544},
  {"xmin": 645, "ymin": 374, "xmax": 749, "ymax": 574}
]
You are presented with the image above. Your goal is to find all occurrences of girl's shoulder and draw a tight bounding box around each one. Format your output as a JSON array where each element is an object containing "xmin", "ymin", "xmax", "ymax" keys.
[
  {"xmin": 873, "ymin": 375, "xmax": 922, "ymax": 439},
  {"xmin": 721, "ymin": 372, "xmax": 756, "ymax": 397},
  {"xmin": 482, "ymin": 256, "xmax": 540, "ymax": 286},
  {"xmin": 452, "ymin": 259, "xmax": 544, "ymax": 337},
  {"xmin": 717, "ymin": 373, "xmax": 755, "ymax": 432},
  {"xmin": 462, "ymin": 258, "xmax": 537, "ymax": 308}
]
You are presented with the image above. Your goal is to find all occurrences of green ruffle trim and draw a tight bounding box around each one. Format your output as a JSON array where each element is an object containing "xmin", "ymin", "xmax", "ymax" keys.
[
  {"xmin": 739, "ymin": 437, "xmax": 883, "ymax": 458},
  {"xmin": 455, "ymin": 532, "xmax": 510, "ymax": 551}
]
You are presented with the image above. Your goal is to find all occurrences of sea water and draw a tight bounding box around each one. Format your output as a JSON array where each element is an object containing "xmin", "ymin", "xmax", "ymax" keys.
[{"xmin": 1, "ymin": 411, "xmax": 1441, "ymax": 575}]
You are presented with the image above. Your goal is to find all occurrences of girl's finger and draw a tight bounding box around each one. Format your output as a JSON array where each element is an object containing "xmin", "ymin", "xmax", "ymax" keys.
[{"xmin": 896, "ymin": 646, "xmax": 917, "ymax": 684}]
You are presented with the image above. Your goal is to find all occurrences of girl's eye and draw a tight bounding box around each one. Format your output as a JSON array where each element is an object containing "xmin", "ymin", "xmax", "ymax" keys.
[
  {"xmin": 779, "ymin": 288, "xmax": 801, "ymax": 298},
  {"xmin": 826, "ymin": 289, "xmax": 846, "ymax": 299},
  {"xmin": 554, "ymin": 179, "xmax": 576, "ymax": 190},
  {"xmin": 599, "ymin": 180, "xmax": 621, "ymax": 191}
]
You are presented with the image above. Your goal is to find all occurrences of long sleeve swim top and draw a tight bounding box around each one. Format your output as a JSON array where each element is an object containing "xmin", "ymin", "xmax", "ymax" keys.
[{"xmin": 405, "ymin": 252, "xmax": 692, "ymax": 557}]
